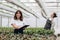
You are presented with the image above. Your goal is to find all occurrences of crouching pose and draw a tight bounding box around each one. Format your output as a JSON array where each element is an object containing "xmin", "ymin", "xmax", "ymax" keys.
[
  {"xmin": 41, "ymin": 12, "xmax": 57, "ymax": 30},
  {"xmin": 11, "ymin": 10, "xmax": 29, "ymax": 34}
]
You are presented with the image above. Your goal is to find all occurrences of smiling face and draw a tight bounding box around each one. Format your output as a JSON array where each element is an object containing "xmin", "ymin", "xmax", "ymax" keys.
[
  {"xmin": 16, "ymin": 12, "xmax": 21, "ymax": 19},
  {"xmin": 14, "ymin": 10, "xmax": 23, "ymax": 21}
]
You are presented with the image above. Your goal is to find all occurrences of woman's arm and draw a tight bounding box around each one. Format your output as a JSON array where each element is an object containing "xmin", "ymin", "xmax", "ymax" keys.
[
  {"xmin": 11, "ymin": 24, "xmax": 21, "ymax": 29},
  {"xmin": 41, "ymin": 12, "xmax": 48, "ymax": 19}
]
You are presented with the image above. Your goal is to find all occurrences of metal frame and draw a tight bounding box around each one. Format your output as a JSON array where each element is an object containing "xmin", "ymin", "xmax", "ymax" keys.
[
  {"xmin": 5, "ymin": 0, "xmax": 39, "ymax": 18},
  {"xmin": 35, "ymin": 0, "xmax": 47, "ymax": 16},
  {"xmin": 0, "ymin": 2, "xmax": 35, "ymax": 18}
]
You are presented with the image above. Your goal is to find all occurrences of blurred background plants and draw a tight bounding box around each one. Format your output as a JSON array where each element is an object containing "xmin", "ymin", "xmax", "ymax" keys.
[
  {"xmin": 0, "ymin": 27, "xmax": 55, "ymax": 40},
  {"xmin": 0, "ymin": 27, "xmax": 54, "ymax": 35}
]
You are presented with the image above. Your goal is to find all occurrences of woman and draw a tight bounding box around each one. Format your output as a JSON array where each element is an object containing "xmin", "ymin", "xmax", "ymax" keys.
[
  {"xmin": 11, "ymin": 10, "xmax": 28, "ymax": 34},
  {"xmin": 41, "ymin": 12, "xmax": 57, "ymax": 30}
]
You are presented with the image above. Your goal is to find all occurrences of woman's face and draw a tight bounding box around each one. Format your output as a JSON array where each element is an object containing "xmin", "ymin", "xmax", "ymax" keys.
[
  {"xmin": 51, "ymin": 13, "xmax": 54, "ymax": 18},
  {"xmin": 16, "ymin": 12, "xmax": 21, "ymax": 19}
]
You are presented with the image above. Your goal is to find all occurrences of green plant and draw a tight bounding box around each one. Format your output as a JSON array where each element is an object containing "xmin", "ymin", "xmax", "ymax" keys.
[
  {"xmin": 24, "ymin": 28, "xmax": 54, "ymax": 35},
  {"xmin": 0, "ymin": 27, "xmax": 55, "ymax": 40},
  {"xmin": 0, "ymin": 27, "xmax": 54, "ymax": 35}
]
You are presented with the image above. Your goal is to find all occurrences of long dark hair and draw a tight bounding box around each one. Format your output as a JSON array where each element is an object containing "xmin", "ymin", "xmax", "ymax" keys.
[{"xmin": 14, "ymin": 10, "xmax": 23, "ymax": 21}]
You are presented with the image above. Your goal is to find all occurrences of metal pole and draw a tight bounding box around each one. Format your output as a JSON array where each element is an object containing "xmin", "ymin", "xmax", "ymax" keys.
[
  {"xmin": 8, "ymin": 17, "xmax": 9, "ymax": 27},
  {"xmin": 56, "ymin": 0, "xmax": 58, "ymax": 28},
  {"xmin": 36, "ymin": 17, "xmax": 37, "ymax": 27},
  {"xmin": 1, "ymin": 16, "xmax": 2, "ymax": 27}
]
